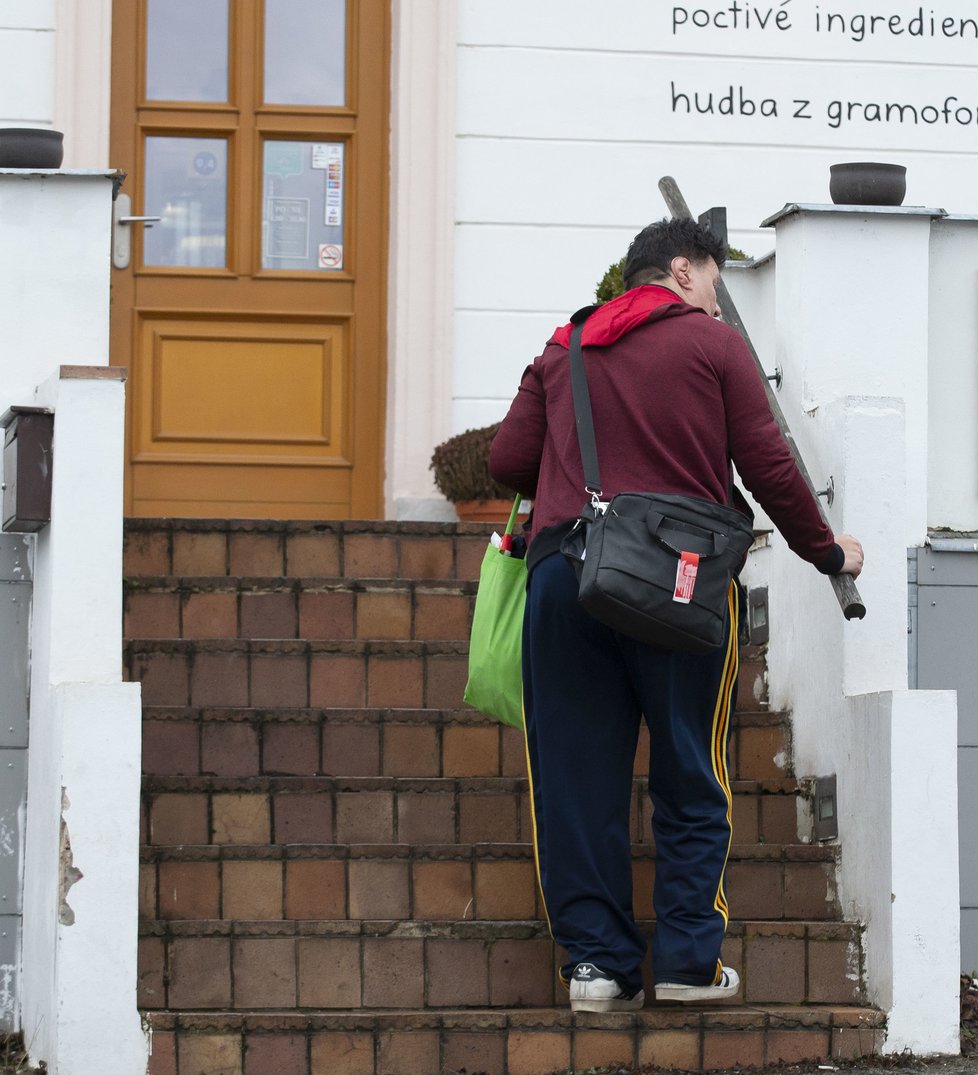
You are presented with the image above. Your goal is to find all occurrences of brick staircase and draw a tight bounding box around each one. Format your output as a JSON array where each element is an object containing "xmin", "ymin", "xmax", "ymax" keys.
[{"xmin": 124, "ymin": 520, "xmax": 884, "ymax": 1075}]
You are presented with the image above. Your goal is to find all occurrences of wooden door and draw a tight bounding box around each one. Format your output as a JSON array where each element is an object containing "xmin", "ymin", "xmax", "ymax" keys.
[{"xmin": 110, "ymin": 0, "xmax": 389, "ymax": 518}]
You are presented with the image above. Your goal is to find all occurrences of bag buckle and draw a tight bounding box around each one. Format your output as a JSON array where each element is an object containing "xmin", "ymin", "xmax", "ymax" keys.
[{"xmin": 588, "ymin": 489, "xmax": 608, "ymax": 516}]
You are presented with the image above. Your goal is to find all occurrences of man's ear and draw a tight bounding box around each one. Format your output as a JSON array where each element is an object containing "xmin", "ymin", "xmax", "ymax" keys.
[{"xmin": 670, "ymin": 256, "xmax": 692, "ymax": 290}]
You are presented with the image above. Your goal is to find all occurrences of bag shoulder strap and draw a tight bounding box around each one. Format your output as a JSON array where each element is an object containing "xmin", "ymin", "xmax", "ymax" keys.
[{"xmin": 567, "ymin": 305, "xmax": 602, "ymax": 497}]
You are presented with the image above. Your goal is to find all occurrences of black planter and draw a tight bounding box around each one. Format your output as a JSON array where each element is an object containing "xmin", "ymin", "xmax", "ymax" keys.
[
  {"xmin": 829, "ymin": 162, "xmax": 906, "ymax": 207},
  {"xmin": 0, "ymin": 128, "xmax": 64, "ymax": 169}
]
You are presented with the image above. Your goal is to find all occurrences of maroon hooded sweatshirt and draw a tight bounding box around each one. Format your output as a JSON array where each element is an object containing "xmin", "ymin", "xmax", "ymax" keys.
[{"xmin": 489, "ymin": 285, "xmax": 840, "ymax": 573}]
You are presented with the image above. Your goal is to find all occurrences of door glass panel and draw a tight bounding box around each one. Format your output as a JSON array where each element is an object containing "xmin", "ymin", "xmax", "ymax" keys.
[
  {"xmin": 261, "ymin": 140, "xmax": 345, "ymax": 272},
  {"xmin": 145, "ymin": 0, "xmax": 229, "ymax": 102},
  {"xmin": 264, "ymin": 0, "xmax": 346, "ymax": 106},
  {"xmin": 144, "ymin": 137, "xmax": 228, "ymax": 268}
]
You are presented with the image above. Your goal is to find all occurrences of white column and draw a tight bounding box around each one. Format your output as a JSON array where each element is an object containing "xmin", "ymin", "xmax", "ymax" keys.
[
  {"xmin": 386, "ymin": 0, "xmax": 458, "ymax": 520},
  {"xmin": 54, "ymin": 0, "xmax": 112, "ymax": 168}
]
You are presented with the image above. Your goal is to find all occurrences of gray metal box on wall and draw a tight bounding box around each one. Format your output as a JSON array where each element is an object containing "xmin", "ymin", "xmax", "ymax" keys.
[{"xmin": 911, "ymin": 540, "xmax": 978, "ymax": 971}]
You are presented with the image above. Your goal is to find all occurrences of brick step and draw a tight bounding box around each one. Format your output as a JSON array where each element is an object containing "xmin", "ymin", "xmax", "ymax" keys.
[
  {"xmin": 125, "ymin": 576, "xmax": 477, "ymax": 643},
  {"xmin": 141, "ymin": 705, "xmax": 790, "ymax": 783},
  {"xmin": 137, "ymin": 919, "xmax": 863, "ymax": 1015},
  {"xmin": 124, "ymin": 519, "xmax": 496, "ymax": 584},
  {"xmin": 142, "ymin": 1004, "xmax": 885, "ymax": 1075},
  {"xmin": 126, "ymin": 638, "xmax": 768, "ymax": 713},
  {"xmin": 139, "ymin": 840, "xmax": 838, "ymax": 925},
  {"xmin": 142, "ymin": 775, "xmax": 809, "ymax": 850}
]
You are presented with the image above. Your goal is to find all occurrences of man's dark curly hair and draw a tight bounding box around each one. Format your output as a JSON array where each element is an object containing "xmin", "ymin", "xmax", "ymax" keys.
[{"xmin": 623, "ymin": 217, "xmax": 728, "ymax": 291}]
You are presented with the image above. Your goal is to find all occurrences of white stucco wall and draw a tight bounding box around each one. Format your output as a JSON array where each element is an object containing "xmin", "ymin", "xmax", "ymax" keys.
[
  {"xmin": 452, "ymin": 0, "xmax": 978, "ymax": 435},
  {"xmin": 0, "ymin": 1, "xmax": 55, "ymax": 128}
]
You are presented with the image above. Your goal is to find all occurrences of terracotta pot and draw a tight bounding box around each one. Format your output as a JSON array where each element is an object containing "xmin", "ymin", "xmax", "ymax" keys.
[
  {"xmin": 0, "ymin": 128, "xmax": 64, "ymax": 168},
  {"xmin": 454, "ymin": 498, "xmax": 516, "ymax": 524},
  {"xmin": 829, "ymin": 162, "xmax": 906, "ymax": 207}
]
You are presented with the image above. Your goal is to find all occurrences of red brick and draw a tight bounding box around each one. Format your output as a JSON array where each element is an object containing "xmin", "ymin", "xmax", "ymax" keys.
[
  {"xmin": 182, "ymin": 592, "xmax": 238, "ymax": 639},
  {"xmin": 233, "ymin": 938, "xmax": 296, "ymax": 1008},
  {"xmin": 132, "ymin": 651, "xmax": 190, "ymax": 706},
  {"xmin": 396, "ymin": 792, "xmax": 454, "ymax": 844},
  {"xmin": 475, "ymin": 860, "xmax": 536, "ymax": 920},
  {"xmin": 178, "ymin": 1033, "xmax": 242, "ymax": 1075},
  {"xmin": 634, "ymin": 724, "xmax": 650, "ymax": 776},
  {"xmin": 169, "ymin": 937, "xmax": 232, "ymax": 1008},
  {"xmin": 760, "ymin": 795, "xmax": 800, "ymax": 843},
  {"xmin": 126, "ymin": 592, "xmax": 180, "ymax": 640},
  {"xmin": 507, "ymin": 1031, "xmax": 570, "ymax": 1075},
  {"xmin": 356, "ymin": 591, "xmax": 411, "ymax": 640},
  {"xmin": 172, "ymin": 530, "xmax": 227, "ymax": 576},
  {"xmin": 229, "ymin": 532, "xmax": 284, "ymax": 576},
  {"xmin": 631, "ymin": 858, "xmax": 655, "ymax": 919},
  {"xmin": 381, "ymin": 724, "xmax": 438, "ymax": 777},
  {"xmin": 263, "ymin": 723, "xmax": 320, "ymax": 775},
  {"xmin": 124, "ymin": 529, "xmax": 169, "ymax": 575},
  {"xmin": 702, "ymin": 1030, "xmax": 765, "ymax": 1070},
  {"xmin": 443, "ymin": 1032, "xmax": 506, "ymax": 1075},
  {"xmin": 376, "ymin": 1031, "xmax": 438, "ymax": 1075},
  {"xmin": 426, "ymin": 939, "xmax": 488, "ymax": 1007},
  {"xmin": 767, "ymin": 1029, "xmax": 830, "ymax": 1064},
  {"xmin": 322, "ymin": 723, "xmax": 380, "ymax": 777},
  {"xmin": 399, "ymin": 535, "xmax": 453, "ymax": 579},
  {"xmin": 501, "ymin": 726, "xmax": 528, "ymax": 777},
  {"xmin": 489, "ymin": 939, "xmax": 555, "ymax": 1006},
  {"xmin": 309, "ymin": 654, "xmax": 366, "ymax": 708},
  {"xmin": 443, "ymin": 725, "xmax": 499, "ymax": 776},
  {"xmin": 831, "ymin": 1025, "xmax": 882, "ymax": 1060},
  {"xmin": 343, "ymin": 534, "xmax": 397, "ymax": 578},
  {"xmin": 366, "ymin": 655, "xmax": 423, "ymax": 708},
  {"xmin": 737, "ymin": 724, "xmax": 788, "ymax": 780},
  {"xmin": 191, "ymin": 651, "xmax": 249, "ymax": 707},
  {"xmin": 287, "ymin": 532, "xmax": 341, "ymax": 577},
  {"xmin": 574, "ymin": 1030, "xmax": 636, "ymax": 1070},
  {"xmin": 245, "ymin": 1032, "xmax": 308, "ymax": 1075},
  {"xmin": 201, "ymin": 722, "xmax": 260, "ymax": 777},
  {"xmin": 251, "ymin": 653, "xmax": 308, "ymax": 708},
  {"xmin": 310, "ymin": 1031, "xmax": 373, "ymax": 1075},
  {"xmin": 726, "ymin": 861, "xmax": 783, "ymax": 919},
  {"xmin": 222, "ymin": 860, "xmax": 282, "ymax": 920},
  {"xmin": 413, "ymin": 591, "xmax": 471, "ymax": 641},
  {"xmin": 638, "ymin": 1029, "xmax": 701, "ymax": 1070},
  {"xmin": 285, "ymin": 860, "xmax": 347, "ymax": 919},
  {"xmin": 348, "ymin": 860, "xmax": 410, "ymax": 919},
  {"xmin": 241, "ymin": 592, "xmax": 298, "ymax": 639},
  {"xmin": 784, "ymin": 862, "xmax": 835, "ymax": 919},
  {"xmin": 138, "ymin": 936, "xmax": 165, "ymax": 1008},
  {"xmin": 808, "ymin": 938, "xmax": 861, "ymax": 1003},
  {"xmin": 150, "ymin": 793, "xmax": 208, "ymax": 844},
  {"xmin": 425, "ymin": 654, "xmax": 469, "ymax": 708},
  {"xmin": 732, "ymin": 792, "xmax": 760, "ymax": 843},
  {"xmin": 363, "ymin": 937, "xmax": 425, "ymax": 1007},
  {"xmin": 213, "ymin": 793, "xmax": 271, "ymax": 844},
  {"xmin": 458, "ymin": 792, "xmax": 517, "ymax": 843},
  {"xmin": 412, "ymin": 861, "xmax": 472, "ymax": 920},
  {"xmin": 299, "ymin": 591, "xmax": 354, "ymax": 640},
  {"xmin": 158, "ymin": 861, "xmax": 219, "ymax": 919},
  {"xmin": 297, "ymin": 938, "xmax": 361, "ymax": 1007},
  {"xmin": 142, "ymin": 720, "xmax": 199, "ymax": 776},
  {"xmin": 140, "ymin": 863, "xmax": 157, "ymax": 919},
  {"xmin": 335, "ymin": 791, "xmax": 394, "ymax": 843},
  {"xmin": 274, "ymin": 793, "xmax": 333, "ymax": 843},
  {"xmin": 455, "ymin": 536, "xmax": 489, "ymax": 582},
  {"xmin": 744, "ymin": 935, "xmax": 805, "ymax": 1002},
  {"xmin": 147, "ymin": 1028, "xmax": 177, "ymax": 1075}
]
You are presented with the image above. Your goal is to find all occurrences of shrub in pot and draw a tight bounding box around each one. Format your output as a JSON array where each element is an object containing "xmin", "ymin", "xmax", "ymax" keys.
[{"xmin": 429, "ymin": 422, "xmax": 516, "ymax": 522}]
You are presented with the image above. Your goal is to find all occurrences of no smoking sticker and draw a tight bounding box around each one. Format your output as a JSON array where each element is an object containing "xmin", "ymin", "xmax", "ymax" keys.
[{"xmin": 318, "ymin": 243, "xmax": 343, "ymax": 270}]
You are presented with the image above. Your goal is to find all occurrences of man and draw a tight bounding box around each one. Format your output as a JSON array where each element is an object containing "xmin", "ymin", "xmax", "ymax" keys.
[{"xmin": 489, "ymin": 218, "xmax": 863, "ymax": 1012}]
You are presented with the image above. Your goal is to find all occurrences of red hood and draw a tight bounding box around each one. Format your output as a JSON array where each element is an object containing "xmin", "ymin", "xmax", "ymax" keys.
[{"xmin": 550, "ymin": 285, "xmax": 694, "ymax": 348}]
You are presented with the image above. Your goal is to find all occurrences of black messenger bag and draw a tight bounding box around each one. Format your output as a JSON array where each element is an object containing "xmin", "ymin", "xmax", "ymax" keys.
[{"xmin": 558, "ymin": 308, "xmax": 755, "ymax": 654}]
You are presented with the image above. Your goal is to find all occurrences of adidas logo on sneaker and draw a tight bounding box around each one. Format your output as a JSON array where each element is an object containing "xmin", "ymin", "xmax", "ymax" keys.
[{"xmin": 569, "ymin": 963, "xmax": 644, "ymax": 1013}]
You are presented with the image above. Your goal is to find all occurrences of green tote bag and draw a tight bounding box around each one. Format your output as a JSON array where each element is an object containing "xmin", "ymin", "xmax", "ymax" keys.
[{"xmin": 463, "ymin": 496, "xmax": 526, "ymax": 729}]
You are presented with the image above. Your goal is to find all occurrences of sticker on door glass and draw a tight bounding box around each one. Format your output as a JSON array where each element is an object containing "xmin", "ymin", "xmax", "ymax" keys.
[
  {"xmin": 318, "ymin": 243, "xmax": 343, "ymax": 270},
  {"xmin": 312, "ymin": 143, "xmax": 344, "ymax": 228},
  {"xmin": 266, "ymin": 198, "xmax": 310, "ymax": 260}
]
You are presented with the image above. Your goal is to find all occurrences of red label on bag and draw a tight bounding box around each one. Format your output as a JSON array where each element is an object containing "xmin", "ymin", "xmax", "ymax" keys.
[{"xmin": 673, "ymin": 550, "xmax": 700, "ymax": 603}]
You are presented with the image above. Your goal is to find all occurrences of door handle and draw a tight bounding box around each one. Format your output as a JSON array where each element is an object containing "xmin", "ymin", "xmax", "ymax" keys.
[{"xmin": 112, "ymin": 193, "xmax": 162, "ymax": 269}]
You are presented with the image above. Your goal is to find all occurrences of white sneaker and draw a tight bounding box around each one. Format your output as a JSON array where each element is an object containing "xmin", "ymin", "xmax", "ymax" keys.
[
  {"xmin": 655, "ymin": 965, "xmax": 740, "ymax": 1002},
  {"xmin": 569, "ymin": 962, "xmax": 645, "ymax": 1012}
]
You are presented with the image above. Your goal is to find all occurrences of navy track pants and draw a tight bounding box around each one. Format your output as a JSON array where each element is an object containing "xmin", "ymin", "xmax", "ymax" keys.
[{"xmin": 522, "ymin": 552, "xmax": 740, "ymax": 995}]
